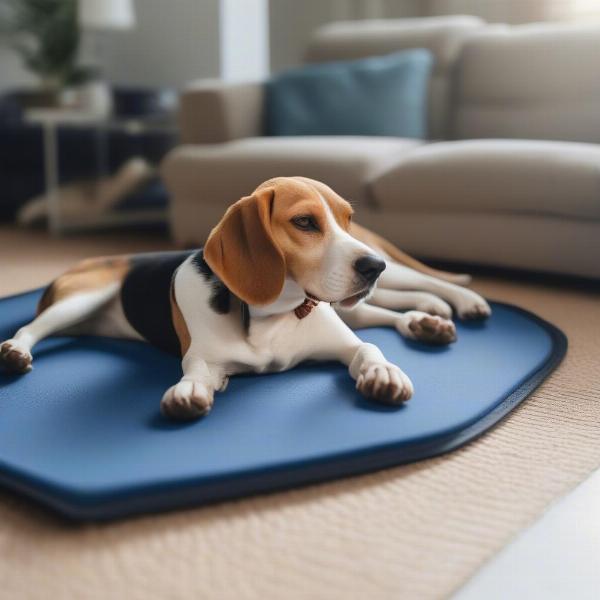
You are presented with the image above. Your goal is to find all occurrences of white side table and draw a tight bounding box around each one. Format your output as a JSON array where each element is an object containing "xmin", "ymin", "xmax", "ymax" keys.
[{"xmin": 25, "ymin": 108, "xmax": 175, "ymax": 235}]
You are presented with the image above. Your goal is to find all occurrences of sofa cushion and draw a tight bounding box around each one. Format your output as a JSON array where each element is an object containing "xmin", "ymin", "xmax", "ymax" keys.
[
  {"xmin": 453, "ymin": 23, "xmax": 600, "ymax": 143},
  {"xmin": 266, "ymin": 50, "xmax": 433, "ymax": 138},
  {"xmin": 164, "ymin": 136, "xmax": 421, "ymax": 204},
  {"xmin": 369, "ymin": 139, "xmax": 600, "ymax": 221},
  {"xmin": 161, "ymin": 136, "xmax": 421, "ymax": 244}
]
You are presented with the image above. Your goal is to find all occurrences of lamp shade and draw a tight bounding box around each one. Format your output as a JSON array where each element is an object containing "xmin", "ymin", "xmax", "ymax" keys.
[{"xmin": 79, "ymin": 0, "xmax": 136, "ymax": 30}]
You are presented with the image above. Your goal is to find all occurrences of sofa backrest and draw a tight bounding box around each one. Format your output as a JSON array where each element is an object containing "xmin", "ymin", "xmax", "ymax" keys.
[
  {"xmin": 305, "ymin": 16, "xmax": 484, "ymax": 140},
  {"xmin": 453, "ymin": 22, "xmax": 600, "ymax": 143}
]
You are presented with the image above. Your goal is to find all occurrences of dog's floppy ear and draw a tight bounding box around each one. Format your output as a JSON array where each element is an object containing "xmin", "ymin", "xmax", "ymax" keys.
[{"xmin": 204, "ymin": 187, "xmax": 285, "ymax": 306}]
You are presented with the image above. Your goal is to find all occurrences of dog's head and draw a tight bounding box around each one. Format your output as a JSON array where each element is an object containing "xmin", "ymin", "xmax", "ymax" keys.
[{"xmin": 204, "ymin": 176, "xmax": 385, "ymax": 308}]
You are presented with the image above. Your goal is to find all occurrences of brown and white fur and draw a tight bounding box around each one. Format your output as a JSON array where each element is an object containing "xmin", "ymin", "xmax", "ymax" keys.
[{"xmin": 0, "ymin": 177, "xmax": 490, "ymax": 420}]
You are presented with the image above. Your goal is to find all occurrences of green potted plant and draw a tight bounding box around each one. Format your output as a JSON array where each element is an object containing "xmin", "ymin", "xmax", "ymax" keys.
[{"xmin": 1, "ymin": 0, "xmax": 96, "ymax": 107}]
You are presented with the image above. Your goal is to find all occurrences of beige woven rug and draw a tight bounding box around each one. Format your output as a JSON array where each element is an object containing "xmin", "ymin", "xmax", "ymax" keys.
[{"xmin": 0, "ymin": 226, "xmax": 599, "ymax": 600}]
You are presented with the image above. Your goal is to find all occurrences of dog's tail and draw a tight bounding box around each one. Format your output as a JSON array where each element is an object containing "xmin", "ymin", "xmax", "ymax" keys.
[{"xmin": 350, "ymin": 222, "xmax": 472, "ymax": 286}]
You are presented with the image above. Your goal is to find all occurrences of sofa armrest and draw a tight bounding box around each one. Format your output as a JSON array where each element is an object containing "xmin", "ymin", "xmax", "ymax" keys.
[{"xmin": 178, "ymin": 79, "xmax": 265, "ymax": 144}]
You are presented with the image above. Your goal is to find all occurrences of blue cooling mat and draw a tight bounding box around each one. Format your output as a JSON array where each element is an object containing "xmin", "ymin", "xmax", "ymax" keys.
[{"xmin": 0, "ymin": 290, "xmax": 566, "ymax": 521}]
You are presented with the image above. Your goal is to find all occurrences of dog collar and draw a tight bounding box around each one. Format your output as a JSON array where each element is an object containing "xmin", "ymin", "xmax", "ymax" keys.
[{"xmin": 294, "ymin": 295, "xmax": 320, "ymax": 319}]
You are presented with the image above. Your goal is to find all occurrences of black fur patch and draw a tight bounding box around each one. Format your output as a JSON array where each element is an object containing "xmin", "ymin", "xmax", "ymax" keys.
[
  {"xmin": 191, "ymin": 249, "xmax": 231, "ymax": 315},
  {"xmin": 191, "ymin": 249, "xmax": 213, "ymax": 280},
  {"xmin": 121, "ymin": 251, "xmax": 194, "ymax": 356},
  {"xmin": 241, "ymin": 301, "xmax": 250, "ymax": 333},
  {"xmin": 121, "ymin": 249, "xmax": 247, "ymax": 356}
]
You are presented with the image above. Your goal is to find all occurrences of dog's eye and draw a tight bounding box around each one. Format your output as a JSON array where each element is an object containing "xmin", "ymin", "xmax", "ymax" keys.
[{"xmin": 291, "ymin": 215, "xmax": 319, "ymax": 232}]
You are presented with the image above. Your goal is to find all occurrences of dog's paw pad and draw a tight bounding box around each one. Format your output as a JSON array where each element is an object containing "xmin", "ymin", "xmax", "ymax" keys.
[
  {"xmin": 0, "ymin": 340, "xmax": 32, "ymax": 374},
  {"xmin": 357, "ymin": 362, "xmax": 413, "ymax": 405},
  {"xmin": 161, "ymin": 380, "xmax": 213, "ymax": 421},
  {"xmin": 407, "ymin": 314, "xmax": 457, "ymax": 345}
]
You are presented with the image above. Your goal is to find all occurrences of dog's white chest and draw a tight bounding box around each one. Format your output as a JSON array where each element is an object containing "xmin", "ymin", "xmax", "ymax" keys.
[
  {"xmin": 243, "ymin": 312, "xmax": 306, "ymax": 372},
  {"xmin": 174, "ymin": 259, "xmax": 335, "ymax": 376}
]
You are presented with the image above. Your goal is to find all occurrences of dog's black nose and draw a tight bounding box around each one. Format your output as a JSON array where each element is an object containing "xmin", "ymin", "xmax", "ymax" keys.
[{"xmin": 354, "ymin": 255, "xmax": 386, "ymax": 283}]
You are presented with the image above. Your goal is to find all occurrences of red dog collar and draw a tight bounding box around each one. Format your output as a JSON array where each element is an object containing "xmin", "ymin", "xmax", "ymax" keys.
[{"xmin": 294, "ymin": 296, "xmax": 320, "ymax": 319}]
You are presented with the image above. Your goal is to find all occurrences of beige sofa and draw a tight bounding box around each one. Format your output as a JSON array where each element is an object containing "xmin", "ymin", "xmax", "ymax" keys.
[{"xmin": 162, "ymin": 15, "xmax": 600, "ymax": 279}]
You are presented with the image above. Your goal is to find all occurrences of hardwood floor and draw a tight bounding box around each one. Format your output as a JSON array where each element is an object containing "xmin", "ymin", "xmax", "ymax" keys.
[{"xmin": 0, "ymin": 225, "xmax": 175, "ymax": 296}]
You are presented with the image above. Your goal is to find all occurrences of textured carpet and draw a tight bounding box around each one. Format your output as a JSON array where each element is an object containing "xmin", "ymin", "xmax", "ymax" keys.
[{"xmin": 0, "ymin": 225, "xmax": 599, "ymax": 600}]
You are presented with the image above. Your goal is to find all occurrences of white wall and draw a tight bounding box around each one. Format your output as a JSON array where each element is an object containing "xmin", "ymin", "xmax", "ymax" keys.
[
  {"xmin": 0, "ymin": 0, "xmax": 35, "ymax": 92},
  {"xmin": 220, "ymin": 0, "xmax": 269, "ymax": 81},
  {"xmin": 102, "ymin": 0, "xmax": 221, "ymax": 87},
  {"xmin": 0, "ymin": 51, "xmax": 35, "ymax": 93}
]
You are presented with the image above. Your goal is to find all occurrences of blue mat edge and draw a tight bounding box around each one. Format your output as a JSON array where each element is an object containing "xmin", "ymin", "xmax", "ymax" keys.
[{"xmin": 0, "ymin": 291, "xmax": 567, "ymax": 521}]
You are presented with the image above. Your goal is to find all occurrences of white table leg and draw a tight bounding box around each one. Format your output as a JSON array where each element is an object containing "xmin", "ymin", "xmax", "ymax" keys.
[{"xmin": 42, "ymin": 122, "xmax": 61, "ymax": 236}]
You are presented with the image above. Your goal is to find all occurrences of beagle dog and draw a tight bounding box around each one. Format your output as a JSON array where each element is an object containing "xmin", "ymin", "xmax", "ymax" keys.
[{"xmin": 0, "ymin": 177, "xmax": 490, "ymax": 420}]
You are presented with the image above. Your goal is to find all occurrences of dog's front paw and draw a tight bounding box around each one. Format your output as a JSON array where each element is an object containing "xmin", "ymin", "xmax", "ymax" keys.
[
  {"xmin": 398, "ymin": 312, "xmax": 457, "ymax": 345},
  {"xmin": 0, "ymin": 340, "xmax": 32, "ymax": 374},
  {"xmin": 161, "ymin": 380, "xmax": 214, "ymax": 421},
  {"xmin": 416, "ymin": 295, "xmax": 453, "ymax": 319},
  {"xmin": 356, "ymin": 362, "xmax": 413, "ymax": 405},
  {"xmin": 454, "ymin": 291, "xmax": 492, "ymax": 320}
]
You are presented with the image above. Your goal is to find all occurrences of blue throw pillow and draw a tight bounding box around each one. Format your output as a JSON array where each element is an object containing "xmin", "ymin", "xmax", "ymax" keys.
[{"xmin": 265, "ymin": 49, "xmax": 433, "ymax": 139}]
